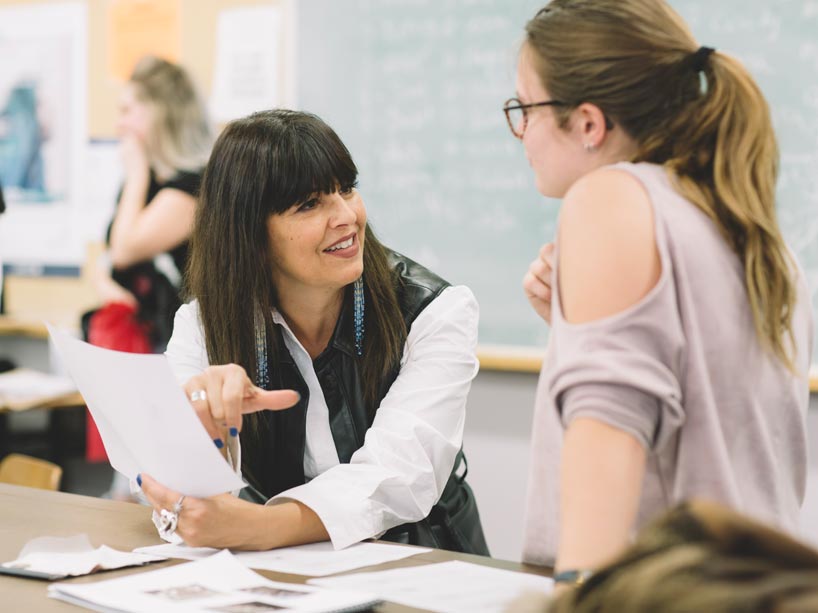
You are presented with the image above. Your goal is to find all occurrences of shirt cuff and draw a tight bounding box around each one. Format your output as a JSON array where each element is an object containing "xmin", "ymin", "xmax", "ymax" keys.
[{"xmin": 266, "ymin": 479, "xmax": 382, "ymax": 550}]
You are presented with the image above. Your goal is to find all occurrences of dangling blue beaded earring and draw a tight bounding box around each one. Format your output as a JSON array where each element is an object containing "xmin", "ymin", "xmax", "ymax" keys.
[
  {"xmin": 254, "ymin": 304, "xmax": 270, "ymax": 389},
  {"xmin": 353, "ymin": 276, "xmax": 365, "ymax": 357}
]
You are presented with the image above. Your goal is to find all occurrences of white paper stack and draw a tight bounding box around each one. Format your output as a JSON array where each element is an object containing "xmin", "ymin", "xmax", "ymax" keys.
[
  {"xmin": 135, "ymin": 540, "xmax": 432, "ymax": 576},
  {"xmin": 49, "ymin": 550, "xmax": 380, "ymax": 613}
]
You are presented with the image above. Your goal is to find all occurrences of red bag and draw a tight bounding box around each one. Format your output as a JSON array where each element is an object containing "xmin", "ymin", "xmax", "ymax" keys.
[
  {"xmin": 88, "ymin": 302, "xmax": 153, "ymax": 354},
  {"xmin": 84, "ymin": 302, "xmax": 152, "ymax": 462}
]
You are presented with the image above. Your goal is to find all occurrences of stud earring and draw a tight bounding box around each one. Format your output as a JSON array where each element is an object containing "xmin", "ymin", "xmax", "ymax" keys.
[{"xmin": 584, "ymin": 142, "xmax": 595, "ymax": 152}]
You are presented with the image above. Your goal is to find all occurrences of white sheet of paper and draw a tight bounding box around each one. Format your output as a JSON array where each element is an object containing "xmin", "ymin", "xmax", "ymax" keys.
[
  {"xmin": 210, "ymin": 5, "xmax": 280, "ymax": 122},
  {"xmin": 49, "ymin": 550, "xmax": 380, "ymax": 613},
  {"xmin": 48, "ymin": 326, "xmax": 244, "ymax": 497},
  {"xmin": 134, "ymin": 541, "xmax": 432, "ymax": 577},
  {"xmin": 2, "ymin": 534, "xmax": 164, "ymax": 578},
  {"xmin": 310, "ymin": 560, "xmax": 554, "ymax": 613}
]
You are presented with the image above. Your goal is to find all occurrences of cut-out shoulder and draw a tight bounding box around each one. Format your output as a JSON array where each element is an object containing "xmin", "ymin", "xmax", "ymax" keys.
[{"xmin": 557, "ymin": 167, "xmax": 662, "ymax": 324}]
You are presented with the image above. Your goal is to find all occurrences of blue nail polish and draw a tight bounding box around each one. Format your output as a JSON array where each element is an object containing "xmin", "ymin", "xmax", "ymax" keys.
[
  {"xmin": 136, "ymin": 474, "xmax": 142, "ymax": 487},
  {"xmin": 229, "ymin": 427, "xmax": 238, "ymax": 437},
  {"xmin": 214, "ymin": 438, "xmax": 224, "ymax": 449}
]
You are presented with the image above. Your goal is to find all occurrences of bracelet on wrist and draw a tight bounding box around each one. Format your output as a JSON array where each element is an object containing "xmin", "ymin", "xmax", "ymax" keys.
[{"xmin": 553, "ymin": 569, "xmax": 594, "ymax": 587}]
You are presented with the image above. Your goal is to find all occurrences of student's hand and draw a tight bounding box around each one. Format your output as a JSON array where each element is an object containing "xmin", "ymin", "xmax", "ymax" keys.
[
  {"xmin": 93, "ymin": 270, "xmax": 138, "ymax": 308},
  {"xmin": 138, "ymin": 473, "xmax": 262, "ymax": 549},
  {"xmin": 184, "ymin": 364, "xmax": 300, "ymax": 447},
  {"xmin": 523, "ymin": 242, "xmax": 555, "ymax": 324},
  {"xmin": 120, "ymin": 134, "xmax": 150, "ymax": 184}
]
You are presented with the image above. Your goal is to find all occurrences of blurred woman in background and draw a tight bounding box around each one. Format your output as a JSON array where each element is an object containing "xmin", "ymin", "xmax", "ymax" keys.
[
  {"xmin": 87, "ymin": 56, "xmax": 212, "ymax": 492},
  {"xmin": 91, "ymin": 55, "xmax": 212, "ymax": 354}
]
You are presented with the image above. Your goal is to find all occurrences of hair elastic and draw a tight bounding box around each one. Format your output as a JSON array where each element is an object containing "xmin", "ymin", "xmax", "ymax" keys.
[{"xmin": 689, "ymin": 46, "xmax": 715, "ymax": 72}]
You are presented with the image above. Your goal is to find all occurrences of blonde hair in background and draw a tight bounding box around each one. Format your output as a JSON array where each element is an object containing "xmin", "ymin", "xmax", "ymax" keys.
[
  {"xmin": 525, "ymin": 0, "xmax": 798, "ymax": 370},
  {"xmin": 129, "ymin": 56, "xmax": 213, "ymax": 178}
]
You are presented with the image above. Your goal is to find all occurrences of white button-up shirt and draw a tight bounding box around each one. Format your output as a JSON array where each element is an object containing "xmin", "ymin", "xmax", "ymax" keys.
[{"xmin": 165, "ymin": 285, "xmax": 479, "ymax": 549}]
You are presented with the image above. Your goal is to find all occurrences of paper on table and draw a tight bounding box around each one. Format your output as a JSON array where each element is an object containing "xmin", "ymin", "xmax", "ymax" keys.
[
  {"xmin": 0, "ymin": 368, "xmax": 77, "ymax": 411},
  {"xmin": 134, "ymin": 540, "xmax": 432, "ymax": 576},
  {"xmin": 47, "ymin": 326, "xmax": 244, "ymax": 497},
  {"xmin": 49, "ymin": 550, "xmax": 380, "ymax": 613},
  {"xmin": 2, "ymin": 534, "xmax": 165, "ymax": 578},
  {"xmin": 310, "ymin": 560, "xmax": 554, "ymax": 613}
]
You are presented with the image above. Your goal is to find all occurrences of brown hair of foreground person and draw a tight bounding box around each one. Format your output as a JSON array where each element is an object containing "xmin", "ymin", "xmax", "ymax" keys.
[{"xmin": 513, "ymin": 500, "xmax": 818, "ymax": 613}]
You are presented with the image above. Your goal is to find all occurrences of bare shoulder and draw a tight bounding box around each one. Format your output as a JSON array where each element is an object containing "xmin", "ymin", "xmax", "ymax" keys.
[
  {"xmin": 558, "ymin": 167, "xmax": 662, "ymax": 324},
  {"xmin": 150, "ymin": 187, "xmax": 197, "ymax": 208},
  {"xmin": 561, "ymin": 167, "xmax": 652, "ymax": 223}
]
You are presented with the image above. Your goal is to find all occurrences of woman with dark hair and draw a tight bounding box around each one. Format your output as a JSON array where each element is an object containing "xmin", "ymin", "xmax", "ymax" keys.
[
  {"xmin": 138, "ymin": 109, "xmax": 488, "ymax": 554},
  {"xmin": 510, "ymin": 0, "xmax": 812, "ymax": 588}
]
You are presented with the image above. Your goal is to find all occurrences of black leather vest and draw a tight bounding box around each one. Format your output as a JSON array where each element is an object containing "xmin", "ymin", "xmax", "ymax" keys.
[{"xmin": 239, "ymin": 251, "xmax": 489, "ymax": 555}]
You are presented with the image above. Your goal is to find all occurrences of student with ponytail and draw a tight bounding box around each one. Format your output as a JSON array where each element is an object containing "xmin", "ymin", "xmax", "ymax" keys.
[{"xmin": 510, "ymin": 0, "xmax": 813, "ymax": 584}]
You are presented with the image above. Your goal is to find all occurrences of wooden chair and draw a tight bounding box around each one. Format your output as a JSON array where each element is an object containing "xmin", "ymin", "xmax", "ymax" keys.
[{"xmin": 0, "ymin": 453, "xmax": 62, "ymax": 491}]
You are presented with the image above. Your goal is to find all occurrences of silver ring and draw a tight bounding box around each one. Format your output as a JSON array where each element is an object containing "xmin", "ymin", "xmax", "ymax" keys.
[
  {"xmin": 189, "ymin": 389, "xmax": 207, "ymax": 403},
  {"xmin": 158, "ymin": 508, "xmax": 178, "ymax": 538},
  {"xmin": 157, "ymin": 495, "xmax": 185, "ymax": 538},
  {"xmin": 173, "ymin": 495, "xmax": 185, "ymax": 514}
]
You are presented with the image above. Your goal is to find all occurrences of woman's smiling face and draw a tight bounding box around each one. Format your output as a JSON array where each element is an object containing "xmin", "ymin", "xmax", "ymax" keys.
[{"xmin": 266, "ymin": 186, "xmax": 367, "ymax": 295}]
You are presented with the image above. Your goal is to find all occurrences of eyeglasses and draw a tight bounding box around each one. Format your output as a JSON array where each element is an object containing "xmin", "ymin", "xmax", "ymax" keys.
[{"xmin": 503, "ymin": 97, "xmax": 567, "ymax": 139}]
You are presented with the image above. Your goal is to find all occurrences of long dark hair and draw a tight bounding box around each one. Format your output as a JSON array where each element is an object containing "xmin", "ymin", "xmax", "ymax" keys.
[
  {"xmin": 187, "ymin": 109, "xmax": 406, "ymax": 420},
  {"xmin": 526, "ymin": 0, "xmax": 796, "ymax": 369}
]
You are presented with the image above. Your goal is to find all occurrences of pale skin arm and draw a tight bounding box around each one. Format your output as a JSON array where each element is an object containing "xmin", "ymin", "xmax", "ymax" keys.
[
  {"xmin": 138, "ymin": 364, "xmax": 330, "ymax": 550},
  {"xmin": 554, "ymin": 169, "xmax": 661, "ymax": 573},
  {"xmin": 108, "ymin": 135, "xmax": 196, "ymax": 269}
]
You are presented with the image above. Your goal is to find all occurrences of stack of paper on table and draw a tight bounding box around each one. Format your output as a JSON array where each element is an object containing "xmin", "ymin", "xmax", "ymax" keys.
[
  {"xmin": 135, "ymin": 541, "xmax": 432, "ymax": 576},
  {"xmin": 49, "ymin": 550, "xmax": 380, "ymax": 613},
  {"xmin": 311, "ymin": 560, "xmax": 554, "ymax": 613},
  {"xmin": 0, "ymin": 368, "xmax": 79, "ymax": 411}
]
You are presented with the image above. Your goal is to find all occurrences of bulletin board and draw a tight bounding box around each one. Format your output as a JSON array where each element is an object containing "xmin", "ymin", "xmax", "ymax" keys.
[{"xmin": 0, "ymin": 0, "xmax": 293, "ymax": 325}]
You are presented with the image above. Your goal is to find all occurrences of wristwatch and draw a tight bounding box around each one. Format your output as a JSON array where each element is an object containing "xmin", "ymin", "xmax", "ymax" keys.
[{"xmin": 553, "ymin": 569, "xmax": 594, "ymax": 587}]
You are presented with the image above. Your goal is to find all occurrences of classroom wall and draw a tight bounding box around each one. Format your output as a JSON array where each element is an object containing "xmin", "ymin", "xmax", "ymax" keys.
[{"xmin": 0, "ymin": 0, "xmax": 290, "ymax": 138}]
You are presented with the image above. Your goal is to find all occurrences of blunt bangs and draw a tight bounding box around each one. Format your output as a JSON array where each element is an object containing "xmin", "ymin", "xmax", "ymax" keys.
[{"xmin": 261, "ymin": 111, "xmax": 358, "ymax": 215}]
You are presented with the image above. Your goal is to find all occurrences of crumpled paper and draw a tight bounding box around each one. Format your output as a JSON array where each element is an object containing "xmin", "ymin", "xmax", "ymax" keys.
[{"xmin": 2, "ymin": 534, "xmax": 166, "ymax": 578}]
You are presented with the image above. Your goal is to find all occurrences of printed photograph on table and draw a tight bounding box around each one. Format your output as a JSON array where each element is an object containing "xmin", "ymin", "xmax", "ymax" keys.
[
  {"xmin": 144, "ymin": 583, "xmax": 222, "ymax": 601},
  {"xmin": 240, "ymin": 586, "xmax": 309, "ymax": 600},
  {"xmin": 210, "ymin": 603, "xmax": 286, "ymax": 613}
]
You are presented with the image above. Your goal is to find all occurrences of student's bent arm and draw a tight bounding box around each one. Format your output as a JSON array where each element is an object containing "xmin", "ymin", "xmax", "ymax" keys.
[
  {"xmin": 554, "ymin": 168, "xmax": 661, "ymax": 571},
  {"xmin": 109, "ymin": 187, "xmax": 196, "ymax": 268},
  {"xmin": 556, "ymin": 418, "xmax": 646, "ymax": 570}
]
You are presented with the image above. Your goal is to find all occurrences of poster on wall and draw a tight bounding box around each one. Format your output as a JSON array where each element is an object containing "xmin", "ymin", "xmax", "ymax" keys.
[
  {"xmin": 210, "ymin": 5, "xmax": 281, "ymax": 123},
  {"xmin": 0, "ymin": 2, "xmax": 87, "ymax": 267}
]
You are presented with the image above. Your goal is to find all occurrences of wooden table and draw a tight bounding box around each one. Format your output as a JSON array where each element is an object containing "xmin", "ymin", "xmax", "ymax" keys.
[{"xmin": 0, "ymin": 484, "xmax": 551, "ymax": 612}]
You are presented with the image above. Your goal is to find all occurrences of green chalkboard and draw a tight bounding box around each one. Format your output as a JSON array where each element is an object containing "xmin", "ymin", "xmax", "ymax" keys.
[{"xmin": 297, "ymin": 0, "xmax": 818, "ymax": 361}]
